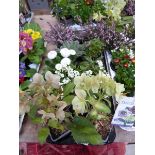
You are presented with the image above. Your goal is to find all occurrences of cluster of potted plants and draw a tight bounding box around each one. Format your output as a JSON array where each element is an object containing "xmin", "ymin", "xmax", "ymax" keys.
[
  {"xmin": 19, "ymin": 0, "xmax": 135, "ymax": 145},
  {"xmin": 19, "ymin": 23, "xmax": 46, "ymax": 90}
]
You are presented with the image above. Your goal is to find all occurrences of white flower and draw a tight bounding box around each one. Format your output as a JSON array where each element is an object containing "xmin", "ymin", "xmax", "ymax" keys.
[
  {"xmin": 55, "ymin": 64, "xmax": 62, "ymax": 71},
  {"xmin": 69, "ymin": 49, "xmax": 76, "ymax": 55},
  {"xmin": 60, "ymin": 48, "xmax": 71, "ymax": 58},
  {"xmin": 60, "ymin": 73, "xmax": 64, "ymax": 78},
  {"xmin": 74, "ymin": 71, "xmax": 80, "ymax": 77},
  {"xmin": 47, "ymin": 51, "xmax": 57, "ymax": 59},
  {"xmin": 68, "ymin": 70, "xmax": 75, "ymax": 78},
  {"xmin": 62, "ymin": 77, "xmax": 71, "ymax": 84},
  {"xmin": 29, "ymin": 63, "xmax": 38, "ymax": 69},
  {"xmin": 61, "ymin": 58, "xmax": 71, "ymax": 67}
]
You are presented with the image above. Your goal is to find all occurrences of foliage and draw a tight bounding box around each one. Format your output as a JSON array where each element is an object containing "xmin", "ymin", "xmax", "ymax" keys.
[
  {"xmin": 45, "ymin": 47, "xmax": 106, "ymax": 87},
  {"xmin": 122, "ymin": 0, "xmax": 135, "ymax": 16},
  {"xmin": 68, "ymin": 116, "xmax": 103, "ymax": 145},
  {"xmin": 38, "ymin": 128, "xmax": 50, "ymax": 144},
  {"xmin": 27, "ymin": 38, "xmax": 45, "ymax": 64},
  {"xmin": 45, "ymin": 21, "xmax": 134, "ymax": 50},
  {"xmin": 45, "ymin": 23, "xmax": 75, "ymax": 45},
  {"xmin": 104, "ymin": 0, "xmax": 126, "ymax": 21},
  {"xmin": 19, "ymin": 71, "xmax": 69, "ymax": 143},
  {"xmin": 51, "ymin": 0, "xmax": 106, "ymax": 23},
  {"xmin": 111, "ymin": 48, "xmax": 135, "ymax": 96},
  {"xmin": 86, "ymin": 38, "xmax": 104, "ymax": 59}
]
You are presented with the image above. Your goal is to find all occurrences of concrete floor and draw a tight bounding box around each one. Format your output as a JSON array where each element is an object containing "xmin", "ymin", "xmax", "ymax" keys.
[{"xmin": 126, "ymin": 144, "xmax": 135, "ymax": 155}]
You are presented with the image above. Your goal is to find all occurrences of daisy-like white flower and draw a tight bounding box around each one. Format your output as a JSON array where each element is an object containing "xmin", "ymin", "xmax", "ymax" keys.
[
  {"xmin": 47, "ymin": 50, "xmax": 57, "ymax": 59},
  {"xmin": 55, "ymin": 63, "xmax": 62, "ymax": 71},
  {"xmin": 60, "ymin": 48, "xmax": 71, "ymax": 58},
  {"xmin": 69, "ymin": 49, "xmax": 76, "ymax": 55},
  {"xmin": 61, "ymin": 58, "xmax": 71, "ymax": 67}
]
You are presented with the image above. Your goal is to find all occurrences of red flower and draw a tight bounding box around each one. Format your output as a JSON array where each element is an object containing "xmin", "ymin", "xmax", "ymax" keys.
[
  {"xmin": 124, "ymin": 63, "xmax": 129, "ymax": 68},
  {"xmin": 124, "ymin": 55, "xmax": 130, "ymax": 59},
  {"xmin": 113, "ymin": 58, "xmax": 120, "ymax": 64},
  {"xmin": 19, "ymin": 77, "xmax": 25, "ymax": 84},
  {"xmin": 84, "ymin": 0, "xmax": 94, "ymax": 5}
]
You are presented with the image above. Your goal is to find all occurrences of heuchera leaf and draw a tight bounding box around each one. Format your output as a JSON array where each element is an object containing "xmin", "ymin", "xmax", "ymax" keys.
[
  {"xmin": 38, "ymin": 127, "xmax": 50, "ymax": 144},
  {"xmin": 68, "ymin": 117, "xmax": 103, "ymax": 145}
]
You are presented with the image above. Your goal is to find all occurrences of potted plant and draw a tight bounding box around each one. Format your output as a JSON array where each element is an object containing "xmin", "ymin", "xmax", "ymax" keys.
[
  {"xmin": 19, "ymin": 43, "xmax": 125, "ymax": 144},
  {"xmin": 110, "ymin": 48, "xmax": 135, "ymax": 97},
  {"xmin": 20, "ymin": 68, "xmax": 125, "ymax": 144},
  {"xmin": 50, "ymin": 0, "xmax": 126, "ymax": 25},
  {"xmin": 19, "ymin": 22, "xmax": 46, "ymax": 89}
]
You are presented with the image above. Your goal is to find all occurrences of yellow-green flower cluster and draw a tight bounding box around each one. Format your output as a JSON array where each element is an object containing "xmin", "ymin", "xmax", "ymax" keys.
[
  {"xmin": 24, "ymin": 29, "xmax": 42, "ymax": 41},
  {"xmin": 72, "ymin": 71, "xmax": 125, "ymax": 116}
]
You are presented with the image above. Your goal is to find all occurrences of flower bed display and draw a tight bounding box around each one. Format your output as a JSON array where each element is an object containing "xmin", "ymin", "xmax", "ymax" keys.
[{"xmin": 19, "ymin": 0, "xmax": 135, "ymax": 145}]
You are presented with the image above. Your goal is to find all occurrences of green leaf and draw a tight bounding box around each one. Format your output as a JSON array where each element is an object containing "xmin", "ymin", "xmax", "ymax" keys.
[
  {"xmin": 20, "ymin": 80, "xmax": 31, "ymax": 90},
  {"xmin": 48, "ymin": 120, "xmax": 64, "ymax": 131},
  {"xmin": 28, "ymin": 104, "xmax": 38, "ymax": 119},
  {"xmin": 63, "ymin": 82, "xmax": 75, "ymax": 97},
  {"xmin": 68, "ymin": 117, "xmax": 103, "ymax": 145},
  {"xmin": 24, "ymin": 23, "xmax": 42, "ymax": 32},
  {"xmin": 31, "ymin": 117, "xmax": 44, "ymax": 124},
  {"xmin": 94, "ymin": 102, "xmax": 111, "ymax": 114},
  {"xmin": 28, "ymin": 55, "xmax": 40, "ymax": 64},
  {"xmin": 26, "ymin": 69, "xmax": 37, "ymax": 78},
  {"xmin": 38, "ymin": 127, "xmax": 50, "ymax": 144},
  {"xmin": 63, "ymin": 95, "xmax": 74, "ymax": 104}
]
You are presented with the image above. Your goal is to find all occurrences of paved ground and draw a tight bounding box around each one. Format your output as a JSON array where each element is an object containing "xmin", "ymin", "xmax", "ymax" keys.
[{"xmin": 126, "ymin": 144, "xmax": 135, "ymax": 155}]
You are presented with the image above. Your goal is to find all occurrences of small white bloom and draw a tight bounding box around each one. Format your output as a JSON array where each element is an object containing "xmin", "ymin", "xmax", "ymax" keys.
[
  {"xmin": 60, "ymin": 74, "xmax": 64, "ymax": 78},
  {"xmin": 55, "ymin": 64, "xmax": 62, "ymax": 71},
  {"xmin": 60, "ymin": 48, "xmax": 71, "ymax": 58},
  {"xmin": 69, "ymin": 49, "xmax": 76, "ymax": 55},
  {"xmin": 61, "ymin": 58, "xmax": 71, "ymax": 67},
  {"xmin": 74, "ymin": 71, "xmax": 80, "ymax": 77},
  {"xmin": 29, "ymin": 63, "xmax": 38, "ymax": 69},
  {"xmin": 47, "ymin": 51, "xmax": 57, "ymax": 59},
  {"xmin": 62, "ymin": 77, "xmax": 71, "ymax": 84}
]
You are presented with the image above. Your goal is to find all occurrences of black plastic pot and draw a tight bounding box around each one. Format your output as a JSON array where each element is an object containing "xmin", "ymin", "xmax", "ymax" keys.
[{"xmin": 46, "ymin": 125, "xmax": 116, "ymax": 145}]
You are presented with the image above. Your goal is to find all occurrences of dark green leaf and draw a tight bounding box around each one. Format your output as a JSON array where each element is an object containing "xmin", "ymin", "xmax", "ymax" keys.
[
  {"xmin": 20, "ymin": 80, "xmax": 31, "ymax": 90},
  {"xmin": 26, "ymin": 69, "xmax": 37, "ymax": 78},
  {"xmin": 68, "ymin": 117, "xmax": 103, "ymax": 145}
]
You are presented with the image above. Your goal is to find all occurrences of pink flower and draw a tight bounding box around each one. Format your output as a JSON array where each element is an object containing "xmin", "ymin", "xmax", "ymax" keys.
[{"xmin": 19, "ymin": 32, "xmax": 33, "ymax": 55}]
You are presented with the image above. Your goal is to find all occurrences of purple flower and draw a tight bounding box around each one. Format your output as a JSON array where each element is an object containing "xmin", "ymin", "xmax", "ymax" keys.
[
  {"xmin": 19, "ymin": 69, "xmax": 26, "ymax": 78},
  {"xmin": 19, "ymin": 62, "xmax": 26, "ymax": 69}
]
